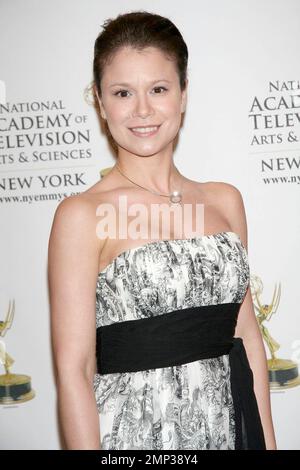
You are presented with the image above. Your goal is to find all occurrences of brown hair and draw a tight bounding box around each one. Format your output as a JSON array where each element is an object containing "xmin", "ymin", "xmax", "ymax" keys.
[{"xmin": 93, "ymin": 10, "xmax": 189, "ymax": 98}]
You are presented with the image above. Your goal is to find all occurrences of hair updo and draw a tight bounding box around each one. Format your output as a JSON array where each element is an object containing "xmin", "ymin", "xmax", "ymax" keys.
[{"xmin": 93, "ymin": 10, "xmax": 189, "ymax": 98}]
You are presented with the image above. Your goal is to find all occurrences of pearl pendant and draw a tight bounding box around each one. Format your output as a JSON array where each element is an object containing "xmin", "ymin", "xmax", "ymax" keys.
[{"xmin": 170, "ymin": 190, "xmax": 182, "ymax": 204}]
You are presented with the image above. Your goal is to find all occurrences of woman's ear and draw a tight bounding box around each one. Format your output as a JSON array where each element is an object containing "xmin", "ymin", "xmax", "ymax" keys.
[
  {"xmin": 93, "ymin": 84, "xmax": 107, "ymax": 120},
  {"xmin": 181, "ymin": 79, "xmax": 188, "ymax": 113}
]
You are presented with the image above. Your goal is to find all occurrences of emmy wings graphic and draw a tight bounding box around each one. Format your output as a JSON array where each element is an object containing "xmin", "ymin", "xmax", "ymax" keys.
[
  {"xmin": 0, "ymin": 299, "xmax": 35, "ymax": 404},
  {"xmin": 83, "ymin": 80, "xmax": 118, "ymax": 153},
  {"xmin": 250, "ymin": 275, "xmax": 300, "ymax": 390}
]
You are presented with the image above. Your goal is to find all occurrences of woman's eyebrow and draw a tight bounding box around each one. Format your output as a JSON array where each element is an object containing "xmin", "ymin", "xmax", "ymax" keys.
[{"xmin": 109, "ymin": 79, "xmax": 172, "ymax": 88}]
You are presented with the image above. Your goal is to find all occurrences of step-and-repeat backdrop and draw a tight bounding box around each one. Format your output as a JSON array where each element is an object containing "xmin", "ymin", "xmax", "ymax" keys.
[{"xmin": 0, "ymin": 0, "xmax": 299, "ymax": 449}]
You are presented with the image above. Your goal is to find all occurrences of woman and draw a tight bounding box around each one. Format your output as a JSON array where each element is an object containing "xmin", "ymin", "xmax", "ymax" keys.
[{"xmin": 48, "ymin": 11, "xmax": 277, "ymax": 450}]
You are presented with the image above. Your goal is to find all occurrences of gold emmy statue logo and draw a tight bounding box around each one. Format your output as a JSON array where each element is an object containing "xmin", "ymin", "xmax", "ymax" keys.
[
  {"xmin": 83, "ymin": 79, "xmax": 118, "ymax": 154},
  {"xmin": 100, "ymin": 167, "xmax": 114, "ymax": 179},
  {"xmin": 250, "ymin": 275, "xmax": 300, "ymax": 390},
  {"xmin": 83, "ymin": 81, "xmax": 95, "ymax": 106},
  {"xmin": 0, "ymin": 299, "xmax": 35, "ymax": 404},
  {"xmin": 83, "ymin": 80, "xmax": 116, "ymax": 176}
]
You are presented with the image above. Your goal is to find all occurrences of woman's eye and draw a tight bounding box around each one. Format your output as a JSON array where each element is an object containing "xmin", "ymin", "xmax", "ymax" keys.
[
  {"xmin": 153, "ymin": 86, "xmax": 167, "ymax": 94},
  {"xmin": 113, "ymin": 86, "xmax": 168, "ymax": 98},
  {"xmin": 114, "ymin": 89, "xmax": 129, "ymax": 98}
]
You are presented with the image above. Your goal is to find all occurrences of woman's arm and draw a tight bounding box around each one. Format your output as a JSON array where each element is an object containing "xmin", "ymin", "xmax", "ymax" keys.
[
  {"xmin": 48, "ymin": 195, "xmax": 102, "ymax": 450},
  {"xmin": 237, "ymin": 289, "xmax": 277, "ymax": 450},
  {"xmin": 219, "ymin": 182, "xmax": 277, "ymax": 450}
]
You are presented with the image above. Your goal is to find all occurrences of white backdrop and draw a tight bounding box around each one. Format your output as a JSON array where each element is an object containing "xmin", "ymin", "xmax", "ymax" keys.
[{"xmin": 0, "ymin": 0, "xmax": 299, "ymax": 449}]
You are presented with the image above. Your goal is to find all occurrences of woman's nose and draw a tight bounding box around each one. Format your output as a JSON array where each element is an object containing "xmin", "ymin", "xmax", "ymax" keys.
[{"xmin": 133, "ymin": 92, "xmax": 153, "ymax": 117}]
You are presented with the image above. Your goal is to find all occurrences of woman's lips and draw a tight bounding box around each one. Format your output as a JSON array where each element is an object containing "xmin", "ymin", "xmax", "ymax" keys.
[{"xmin": 129, "ymin": 125, "xmax": 161, "ymax": 137}]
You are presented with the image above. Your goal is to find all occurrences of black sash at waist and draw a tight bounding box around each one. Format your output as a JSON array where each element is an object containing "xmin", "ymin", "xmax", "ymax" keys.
[
  {"xmin": 95, "ymin": 302, "xmax": 266, "ymax": 450},
  {"xmin": 96, "ymin": 302, "xmax": 240, "ymax": 374}
]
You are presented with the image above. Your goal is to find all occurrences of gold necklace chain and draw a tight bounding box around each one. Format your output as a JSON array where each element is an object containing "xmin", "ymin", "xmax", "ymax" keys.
[{"xmin": 115, "ymin": 163, "xmax": 183, "ymax": 205}]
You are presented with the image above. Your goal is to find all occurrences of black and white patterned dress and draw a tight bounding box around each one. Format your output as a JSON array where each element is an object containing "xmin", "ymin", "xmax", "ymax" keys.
[{"xmin": 94, "ymin": 231, "xmax": 266, "ymax": 450}]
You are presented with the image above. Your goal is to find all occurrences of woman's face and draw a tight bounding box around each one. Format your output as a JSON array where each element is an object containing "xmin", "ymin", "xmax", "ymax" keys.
[{"xmin": 96, "ymin": 46, "xmax": 187, "ymax": 157}]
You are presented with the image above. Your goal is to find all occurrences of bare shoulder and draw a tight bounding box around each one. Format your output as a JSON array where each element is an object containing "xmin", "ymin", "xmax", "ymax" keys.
[
  {"xmin": 52, "ymin": 193, "xmax": 90, "ymax": 222},
  {"xmin": 208, "ymin": 181, "xmax": 246, "ymax": 215},
  {"xmin": 198, "ymin": 180, "xmax": 243, "ymax": 200},
  {"xmin": 48, "ymin": 193, "xmax": 101, "ymax": 261},
  {"xmin": 49, "ymin": 195, "xmax": 91, "ymax": 245},
  {"xmin": 195, "ymin": 180, "xmax": 248, "ymax": 249},
  {"xmin": 48, "ymin": 193, "xmax": 102, "ymax": 383},
  {"xmin": 52, "ymin": 192, "xmax": 96, "ymax": 223},
  {"xmin": 180, "ymin": 177, "xmax": 244, "ymax": 208},
  {"xmin": 212, "ymin": 181, "xmax": 248, "ymax": 249}
]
